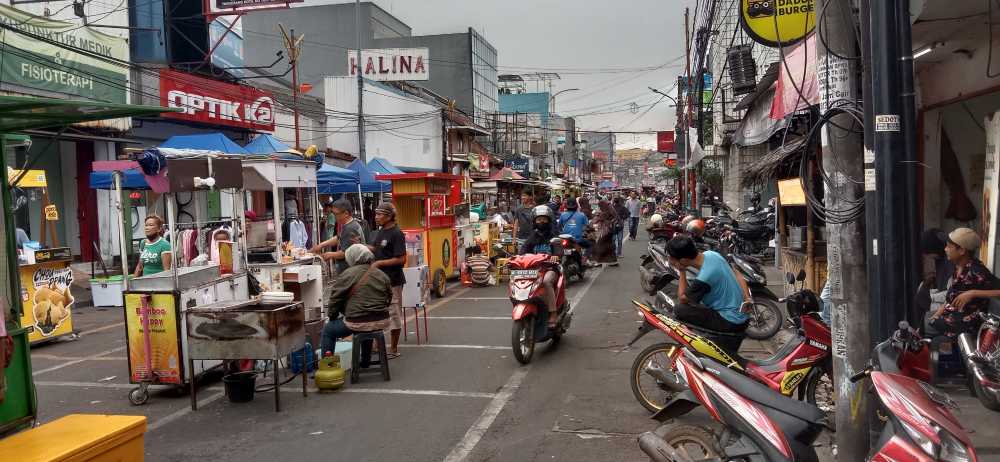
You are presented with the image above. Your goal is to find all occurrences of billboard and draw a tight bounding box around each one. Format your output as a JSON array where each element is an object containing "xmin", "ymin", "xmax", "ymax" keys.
[
  {"xmin": 348, "ymin": 48, "xmax": 430, "ymax": 81},
  {"xmin": 204, "ymin": 0, "xmax": 303, "ymax": 20},
  {"xmin": 741, "ymin": 0, "xmax": 815, "ymax": 47},
  {"xmin": 160, "ymin": 69, "xmax": 275, "ymax": 132},
  {"xmin": 209, "ymin": 16, "xmax": 245, "ymax": 78},
  {"xmin": 657, "ymin": 131, "xmax": 675, "ymax": 153}
]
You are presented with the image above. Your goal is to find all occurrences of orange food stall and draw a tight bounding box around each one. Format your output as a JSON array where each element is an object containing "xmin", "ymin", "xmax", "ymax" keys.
[{"xmin": 377, "ymin": 173, "xmax": 465, "ymax": 297}]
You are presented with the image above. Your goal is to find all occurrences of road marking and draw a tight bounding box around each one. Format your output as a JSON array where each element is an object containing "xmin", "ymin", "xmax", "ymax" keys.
[
  {"xmin": 32, "ymin": 346, "xmax": 126, "ymax": 376},
  {"xmin": 32, "ymin": 355, "xmax": 126, "ymax": 361},
  {"xmin": 340, "ymin": 388, "xmax": 495, "ymax": 399},
  {"xmin": 399, "ymin": 344, "xmax": 508, "ymax": 350},
  {"xmin": 78, "ymin": 322, "xmax": 125, "ymax": 336},
  {"xmin": 441, "ymin": 265, "xmax": 603, "ymax": 462},
  {"xmin": 148, "ymin": 392, "xmax": 225, "ymax": 431},
  {"xmin": 35, "ymin": 381, "xmax": 163, "ymax": 390},
  {"xmin": 426, "ymin": 316, "xmax": 508, "ymax": 320},
  {"xmin": 442, "ymin": 367, "xmax": 529, "ymax": 462}
]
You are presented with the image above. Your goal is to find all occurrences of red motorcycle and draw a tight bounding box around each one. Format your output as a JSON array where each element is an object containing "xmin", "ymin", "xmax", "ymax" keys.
[
  {"xmin": 638, "ymin": 342, "xmax": 978, "ymax": 461},
  {"xmin": 508, "ymin": 249, "xmax": 571, "ymax": 365}
]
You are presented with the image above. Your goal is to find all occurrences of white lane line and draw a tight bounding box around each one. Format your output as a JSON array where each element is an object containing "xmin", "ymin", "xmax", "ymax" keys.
[
  {"xmin": 35, "ymin": 381, "xmax": 166, "ymax": 390},
  {"xmin": 426, "ymin": 316, "xmax": 508, "ymax": 320},
  {"xmin": 32, "ymin": 346, "xmax": 126, "ymax": 376},
  {"xmin": 452, "ymin": 297, "xmax": 509, "ymax": 300},
  {"xmin": 32, "ymin": 355, "xmax": 126, "ymax": 361},
  {"xmin": 340, "ymin": 388, "xmax": 495, "ymax": 399},
  {"xmin": 148, "ymin": 392, "xmax": 225, "ymax": 431},
  {"xmin": 442, "ymin": 367, "xmax": 529, "ymax": 462},
  {"xmin": 441, "ymin": 265, "xmax": 603, "ymax": 462},
  {"xmin": 399, "ymin": 344, "xmax": 508, "ymax": 350},
  {"xmin": 78, "ymin": 322, "xmax": 125, "ymax": 336}
]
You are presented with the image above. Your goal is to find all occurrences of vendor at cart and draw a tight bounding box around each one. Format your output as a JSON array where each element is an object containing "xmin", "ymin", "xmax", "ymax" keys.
[
  {"xmin": 133, "ymin": 215, "xmax": 172, "ymax": 277},
  {"xmin": 311, "ymin": 198, "xmax": 365, "ymax": 273}
]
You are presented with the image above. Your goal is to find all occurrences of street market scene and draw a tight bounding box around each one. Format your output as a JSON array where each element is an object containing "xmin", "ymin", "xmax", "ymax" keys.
[{"xmin": 3, "ymin": 0, "xmax": 1000, "ymax": 461}]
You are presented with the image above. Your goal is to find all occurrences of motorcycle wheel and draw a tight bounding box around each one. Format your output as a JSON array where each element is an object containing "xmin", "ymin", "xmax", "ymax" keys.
[
  {"xmin": 744, "ymin": 297, "xmax": 783, "ymax": 340},
  {"xmin": 660, "ymin": 425, "xmax": 723, "ymax": 461},
  {"xmin": 630, "ymin": 342, "xmax": 682, "ymax": 413},
  {"xmin": 512, "ymin": 318, "xmax": 536, "ymax": 365},
  {"xmin": 566, "ymin": 260, "xmax": 582, "ymax": 284},
  {"xmin": 804, "ymin": 366, "xmax": 837, "ymax": 428}
]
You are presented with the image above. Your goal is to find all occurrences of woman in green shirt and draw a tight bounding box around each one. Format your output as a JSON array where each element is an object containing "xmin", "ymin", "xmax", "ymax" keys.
[{"xmin": 134, "ymin": 215, "xmax": 173, "ymax": 277}]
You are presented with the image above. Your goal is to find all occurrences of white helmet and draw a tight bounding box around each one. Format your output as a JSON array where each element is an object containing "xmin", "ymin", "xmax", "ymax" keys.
[
  {"xmin": 532, "ymin": 205, "xmax": 555, "ymax": 221},
  {"xmin": 650, "ymin": 213, "xmax": 663, "ymax": 225}
]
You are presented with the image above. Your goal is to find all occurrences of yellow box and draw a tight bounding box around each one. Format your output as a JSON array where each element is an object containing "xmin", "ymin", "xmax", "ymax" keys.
[{"xmin": 0, "ymin": 414, "xmax": 147, "ymax": 462}]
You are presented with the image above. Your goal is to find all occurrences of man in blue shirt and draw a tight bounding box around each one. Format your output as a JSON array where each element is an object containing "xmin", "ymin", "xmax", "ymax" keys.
[
  {"xmin": 558, "ymin": 198, "xmax": 592, "ymax": 265},
  {"xmin": 666, "ymin": 235, "xmax": 750, "ymax": 351}
]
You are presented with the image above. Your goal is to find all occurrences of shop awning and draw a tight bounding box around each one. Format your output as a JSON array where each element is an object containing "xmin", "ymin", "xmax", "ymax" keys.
[
  {"xmin": 740, "ymin": 136, "xmax": 808, "ymax": 188},
  {"xmin": 0, "ymin": 95, "xmax": 176, "ymax": 133},
  {"xmin": 488, "ymin": 167, "xmax": 525, "ymax": 181},
  {"xmin": 368, "ymin": 157, "xmax": 404, "ymax": 175},
  {"xmin": 161, "ymin": 133, "xmax": 249, "ymax": 155},
  {"xmin": 88, "ymin": 169, "xmax": 150, "ymax": 190},
  {"xmin": 316, "ymin": 164, "xmax": 361, "ymax": 194},
  {"xmin": 244, "ymin": 134, "xmax": 302, "ymax": 159},
  {"xmin": 347, "ymin": 159, "xmax": 391, "ymax": 193},
  {"xmin": 733, "ymin": 86, "xmax": 786, "ymax": 147}
]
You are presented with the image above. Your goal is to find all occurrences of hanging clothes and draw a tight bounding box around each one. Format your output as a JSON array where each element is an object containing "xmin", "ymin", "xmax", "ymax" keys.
[{"xmin": 288, "ymin": 219, "xmax": 308, "ymax": 249}]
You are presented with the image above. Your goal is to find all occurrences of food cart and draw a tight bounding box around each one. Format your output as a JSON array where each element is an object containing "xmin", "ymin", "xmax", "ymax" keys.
[
  {"xmin": 8, "ymin": 169, "xmax": 76, "ymax": 344},
  {"xmin": 378, "ymin": 173, "xmax": 465, "ymax": 297},
  {"xmin": 92, "ymin": 148, "xmax": 254, "ymax": 405},
  {"xmin": 0, "ymin": 96, "xmax": 177, "ymax": 435}
]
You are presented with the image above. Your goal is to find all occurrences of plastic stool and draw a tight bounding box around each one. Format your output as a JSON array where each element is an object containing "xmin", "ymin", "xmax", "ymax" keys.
[
  {"xmin": 403, "ymin": 303, "xmax": 429, "ymax": 344},
  {"xmin": 350, "ymin": 331, "xmax": 390, "ymax": 383}
]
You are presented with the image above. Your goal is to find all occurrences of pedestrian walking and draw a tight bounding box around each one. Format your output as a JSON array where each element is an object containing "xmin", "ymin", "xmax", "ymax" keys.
[
  {"xmin": 513, "ymin": 191, "xmax": 536, "ymax": 246},
  {"xmin": 613, "ymin": 196, "xmax": 628, "ymax": 257},
  {"xmin": 578, "ymin": 193, "xmax": 594, "ymax": 220},
  {"xmin": 367, "ymin": 202, "xmax": 406, "ymax": 359},
  {"xmin": 591, "ymin": 200, "xmax": 619, "ymax": 266},
  {"xmin": 625, "ymin": 191, "xmax": 642, "ymax": 241}
]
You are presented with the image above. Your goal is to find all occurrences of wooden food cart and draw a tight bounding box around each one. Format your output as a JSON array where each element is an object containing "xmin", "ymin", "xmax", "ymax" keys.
[{"xmin": 379, "ymin": 173, "xmax": 465, "ymax": 297}]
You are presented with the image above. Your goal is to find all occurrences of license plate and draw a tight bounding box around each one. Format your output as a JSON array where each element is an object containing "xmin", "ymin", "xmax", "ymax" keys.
[{"xmin": 510, "ymin": 269, "xmax": 538, "ymax": 279}]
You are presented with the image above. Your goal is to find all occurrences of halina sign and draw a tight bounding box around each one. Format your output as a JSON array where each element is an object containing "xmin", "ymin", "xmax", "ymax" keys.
[
  {"xmin": 741, "ymin": 0, "xmax": 815, "ymax": 48},
  {"xmin": 348, "ymin": 48, "xmax": 429, "ymax": 82},
  {"xmin": 0, "ymin": 3, "xmax": 128, "ymax": 103}
]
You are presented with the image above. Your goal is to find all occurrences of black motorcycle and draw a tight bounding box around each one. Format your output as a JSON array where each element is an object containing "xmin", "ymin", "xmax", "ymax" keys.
[{"xmin": 557, "ymin": 234, "xmax": 586, "ymax": 283}]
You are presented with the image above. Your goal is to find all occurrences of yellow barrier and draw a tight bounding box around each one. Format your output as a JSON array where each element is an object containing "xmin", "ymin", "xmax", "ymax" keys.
[{"xmin": 0, "ymin": 414, "xmax": 146, "ymax": 462}]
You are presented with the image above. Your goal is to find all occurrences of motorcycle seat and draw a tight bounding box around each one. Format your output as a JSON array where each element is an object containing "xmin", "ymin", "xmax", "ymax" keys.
[{"xmin": 701, "ymin": 355, "xmax": 825, "ymax": 424}]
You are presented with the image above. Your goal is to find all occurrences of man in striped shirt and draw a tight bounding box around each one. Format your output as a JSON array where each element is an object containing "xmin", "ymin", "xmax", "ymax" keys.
[{"xmin": 464, "ymin": 246, "xmax": 494, "ymax": 286}]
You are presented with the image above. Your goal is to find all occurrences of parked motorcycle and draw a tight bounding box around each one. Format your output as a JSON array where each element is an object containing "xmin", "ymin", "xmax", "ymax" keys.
[
  {"xmin": 556, "ymin": 234, "xmax": 586, "ymax": 283},
  {"xmin": 627, "ymin": 278, "xmax": 831, "ymax": 417},
  {"xmin": 508, "ymin": 243, "xmax": 572, "ymax": 365},
  {"xmin": 958, "ymin": 310, "xmax": 1000, "ymax": 411}
]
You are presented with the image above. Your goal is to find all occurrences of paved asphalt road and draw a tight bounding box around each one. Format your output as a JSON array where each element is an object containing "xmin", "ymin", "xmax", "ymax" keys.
[{"xmin": 27, "ymin": 233, "xmax": 1000, "ymax": 461}]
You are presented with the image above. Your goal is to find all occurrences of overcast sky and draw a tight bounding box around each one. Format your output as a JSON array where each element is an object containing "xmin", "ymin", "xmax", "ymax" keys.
[{"xmin": 361, "ymin": 0, "xmax": 698, "ymax": 149}]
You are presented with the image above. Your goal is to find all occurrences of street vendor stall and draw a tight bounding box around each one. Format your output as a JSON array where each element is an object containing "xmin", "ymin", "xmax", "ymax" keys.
[
  {"xmin": 378, "ymin": 172, "xmax": 465, "ymax": 297},
  {"xmin": 0, "ymin": 96, "xmax": 177, "ymax": 435},
  {"xmin": 8, "ymin": 169, "xmax": 76, "ymax": 344},
  {"xmin": 776, "ymin": 178, "xmax": 826, "ymax": 291},
  {"xmin": 92, "ymin": 146, "xmax": 256, "ymax": 406}
]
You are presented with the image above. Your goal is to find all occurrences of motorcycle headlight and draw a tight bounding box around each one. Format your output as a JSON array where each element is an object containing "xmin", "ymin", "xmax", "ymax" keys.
[
  {"xmin": 899, "ymin": 420, "xmax": 936, "ymax": 457},
  {"xmin": 899, "ymin": 420, "xmax": 970, "ymax": 462}
]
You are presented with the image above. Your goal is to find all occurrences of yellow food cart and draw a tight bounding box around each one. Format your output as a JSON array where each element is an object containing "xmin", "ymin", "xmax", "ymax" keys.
[
  {"xmin": 8, "ymin": 168, "xmax": 75, "ymax": 344},
  {"xmin": 378, "ymin": 173, "xmax": 465, "ymax": 297}
]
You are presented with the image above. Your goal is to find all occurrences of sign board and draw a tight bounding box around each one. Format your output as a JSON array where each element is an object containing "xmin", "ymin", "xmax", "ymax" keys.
[
  {"xmin": 657, "ymin": 131, "xmax": 676, "ymax": 153},
  {"xmin": 741, "ymin": 0, "xmax": 815, "ymax": 48},
  {"xmin": 0, "ymin": 3, "xmax": 129, "ymax": 103},
  {"xmin": 7, "ymin": 169, "xmax": 47, "ymax": 188},
  {"xmin": 506, "ymin": 158, "xmax": 529, "ymax": 176},
  {"xmin": 125, "ymin": 293, "xmax": 183, "ymax": 385},
  {"xmin": 348, "ymin": 48, "xmax": 429, "ymax": 81},
  {"xmin": 468, "ymin": 153, "xmax": 490, "ymax": 179},
  {"xmin": 204, "ymin": 0, "xmax": 302, "ymax": 19},
  {"xmin": 160, "ymin": 69, "xmax": 275, "ymax": 132},
  {"xmin": 20, "ymin": 262, "xmax": 75, "ymax": 343},
  {"xmin": 778, "ymin": 178, "xmax": 807, "ymax": 205}
]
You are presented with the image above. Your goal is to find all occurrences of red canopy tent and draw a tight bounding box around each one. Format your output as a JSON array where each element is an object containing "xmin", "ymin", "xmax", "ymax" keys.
[{"xmin": 488, "ymin": 167, "xmax": 525, "ymax": 181}]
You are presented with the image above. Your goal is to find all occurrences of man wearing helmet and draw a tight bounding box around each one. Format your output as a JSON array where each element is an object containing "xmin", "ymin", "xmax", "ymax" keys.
[{"xmin": 520, "ymin": 205, "xmax": 562, "ymax": 328}]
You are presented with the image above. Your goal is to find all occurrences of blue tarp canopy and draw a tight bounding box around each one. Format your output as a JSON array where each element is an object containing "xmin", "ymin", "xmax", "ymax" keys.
[
  {"xmin": 160, "ymin": 133, "xmax": 249, "ymax": 154},
  {"xmin": 348, "ymin": 159, "xmax": 391, "ymax": 193},
  {"xmin": 244, "ymin": 134, "xmax": 301, "ymax": 159},
  {"xmin": 89, "ymin": 169, "xmax": 150, "ymax": 190},
  {"xmin": 367, "ymin": 157, "xmax": 404, "ymax": 175},
  {"xmin": 317, "ymin": 164, "xmax": 361, "ymax": 194},
  {"xmin": 598, "ymin": 180, "xmax": 617, "ymax": 189}
]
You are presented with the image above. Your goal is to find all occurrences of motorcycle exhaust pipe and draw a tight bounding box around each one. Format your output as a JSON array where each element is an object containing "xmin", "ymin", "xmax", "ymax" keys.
[
  {"xmin": 644, "ymin": 362, "xmax": 686, "ymax": 393},
  {"xmin": 638, "ymin": 432, "xmax": 681, "ymax": 462},
  {"xmin": 958, "ymin": 333, "xmax": 996, "ymax": 391}
]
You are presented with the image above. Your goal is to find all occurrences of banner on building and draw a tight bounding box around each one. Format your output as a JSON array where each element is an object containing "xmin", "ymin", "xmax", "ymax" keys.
[
  {"xmin": 0, "ymin": 3, "xmax": 128, "ymax": 103},
  {"xmin": 160, "ymin": 69, "xmax": 275, "ymax": 132},
  {"xmin": 204, "ymin": 0, "xmax": 303, "ymax": 19},
  {"xmin": 506, "ymin": 157, "xmax": 529, "ymax": 176},
  {"xmin": 468, "ymin": 153, "xmax": 490, "ymax": 179},
  {"xmin": 348, "ymin": 48, "xmax": 430, "ymax": 81},
  {"xmin": 741, "ymin": 0, "xmax": 815, "ymax": 48},
  {"xmin": 657, "ymin": 131, "xmax": 675, "ymax": 153}
]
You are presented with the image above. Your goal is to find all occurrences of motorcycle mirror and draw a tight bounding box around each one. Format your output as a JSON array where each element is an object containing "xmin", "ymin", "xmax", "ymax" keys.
[
  {"xmin": 796, "ymin": 269, "xmax": 807, "ymax": 282},
  {"xmin": 548, "ymin": 237, "xmax": 562, "ymax": 247},
  {"xmin": 785, "ymin": 272, "xmax": 795, "ymax": 285}
]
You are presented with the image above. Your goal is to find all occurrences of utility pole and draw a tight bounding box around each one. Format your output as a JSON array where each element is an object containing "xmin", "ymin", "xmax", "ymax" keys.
[
  {"xmin": 278, "ymin": 25, "xmax": 303, "ymax": 150},
  {"xmin": 817, "ymin": 0, "xmax": 871, "ymax": 458},
  {"xmin": 355, "ymin": 0, "xmax": 367, "ymax": 164},
  {"xmin": 683, "ymin": 7, "xmax": 692, "ymax": 211}
]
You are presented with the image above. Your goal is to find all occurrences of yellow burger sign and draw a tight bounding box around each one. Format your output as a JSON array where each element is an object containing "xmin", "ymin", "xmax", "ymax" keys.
[{"xmin": 741, "ymin": 0, "xmax": 815, "ymax": 47}]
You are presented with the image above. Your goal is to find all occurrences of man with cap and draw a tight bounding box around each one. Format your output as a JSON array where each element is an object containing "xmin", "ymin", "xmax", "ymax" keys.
[
  {"xmin": 930, "ymin": 227, "xmax": 1000, "ymax": 338},
  {"xmin": 311, "ymin": 198, "xmax": 365, "ymax": 274},
  {"xmin": 367, "ymin": 202, "xmax": 407, "ymax": 358}
]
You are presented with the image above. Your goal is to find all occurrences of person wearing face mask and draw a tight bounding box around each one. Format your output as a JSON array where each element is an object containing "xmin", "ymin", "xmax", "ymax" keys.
[{"xmin": 518, "ymin": 205, "xmax": 561, "ymax": 328}]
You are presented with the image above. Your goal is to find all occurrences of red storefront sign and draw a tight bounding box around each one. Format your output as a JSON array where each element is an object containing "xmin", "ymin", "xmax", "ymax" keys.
[
  {"xmin": 657, "ymin": 131, "xmax": 675, "ymax": 153},
  {"xmin": 160, "ymin": 69, "xmax": 275, "ymax": 132}
]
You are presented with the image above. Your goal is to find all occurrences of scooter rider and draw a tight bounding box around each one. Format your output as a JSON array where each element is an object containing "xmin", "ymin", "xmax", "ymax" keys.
[
  {"xmin": 558, "ymin": 198, "xmax": 592, "ymax": 264},
  {"xmin": 520, "ymin": 205, "xmax": 561, "ymax": 328},
  {"xmin": 665, "ymin": 235, "xmax": 751, "ymax": 353}
]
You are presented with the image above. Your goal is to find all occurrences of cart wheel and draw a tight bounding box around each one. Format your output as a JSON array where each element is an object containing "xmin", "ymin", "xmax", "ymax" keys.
[
  {"xmin": 129, "ymin": 385, "xmax": 150, "ymax": 406},
  {"xmin": 433, "ymin": 268, "xmax": 447, "ymax": 298}
]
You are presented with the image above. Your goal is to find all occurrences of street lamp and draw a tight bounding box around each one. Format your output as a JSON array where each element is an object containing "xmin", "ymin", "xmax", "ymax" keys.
[
  {"xmin": 649, "ymin": 86, "xmax": 688, "ymax": 208},
  {"xmin": 546, "ymin": 88, "xmax": 581, "ymax": 177}
]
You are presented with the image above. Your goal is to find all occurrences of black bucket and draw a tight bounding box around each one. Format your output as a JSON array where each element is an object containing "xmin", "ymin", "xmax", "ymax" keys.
[{"xmin": 223, "ymin": 371, "xmax": 257, "ymax": 403}]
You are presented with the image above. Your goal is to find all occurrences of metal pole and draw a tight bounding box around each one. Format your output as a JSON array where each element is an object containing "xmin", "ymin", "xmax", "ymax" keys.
[
  {"xmin": 683, "ymin": 8, "xmax": 691, "ymax": 210},
  {"xmin": 356, "ymin": 0, "xmax": 366, "ymax": 164},
  {"xmin": 291, "ymin": 29, "xmax": 301, "ymax": 150},
  {"xmin": 113, "ymin": 172, "xmax": 130, "ymax": 291},
  {"xmin": 895, "ymin": 0, "xmax": 921, "ymax": 325}
]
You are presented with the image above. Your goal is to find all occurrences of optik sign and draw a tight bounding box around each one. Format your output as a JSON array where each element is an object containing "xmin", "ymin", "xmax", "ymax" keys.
[{"xmin": 160, "ymin": 69, "xmax": 275, "ymax": 132}]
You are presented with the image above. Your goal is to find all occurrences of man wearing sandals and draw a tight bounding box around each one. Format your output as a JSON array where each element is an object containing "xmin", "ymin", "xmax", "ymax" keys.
[{"xmin": 367, "ymin": 202, "xmax": 407, "ymax": 359}]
